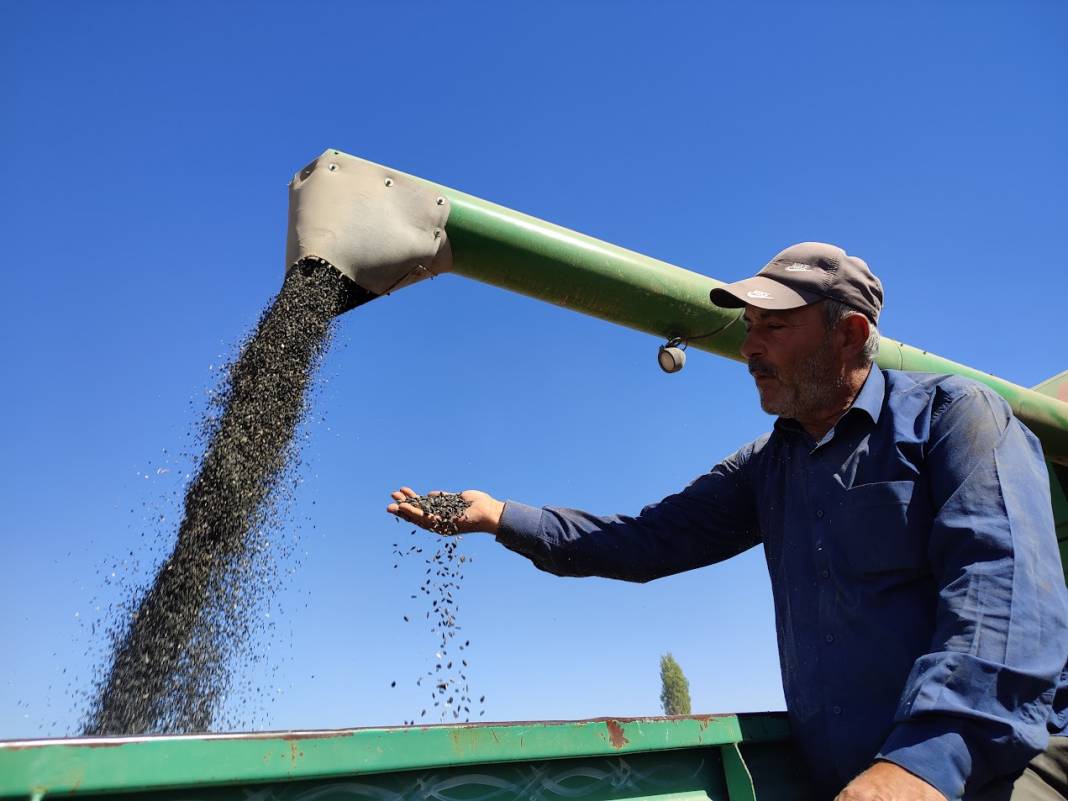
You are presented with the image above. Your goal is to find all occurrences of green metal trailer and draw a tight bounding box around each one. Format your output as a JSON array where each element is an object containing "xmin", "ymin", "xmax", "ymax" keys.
[
  {"xmin": 0, "ymin": 714, "xmax": 816, "ymax": 801},
  {"xmin": 4, "ymin": 151, "xmax": 1067, "ymax": 800}
]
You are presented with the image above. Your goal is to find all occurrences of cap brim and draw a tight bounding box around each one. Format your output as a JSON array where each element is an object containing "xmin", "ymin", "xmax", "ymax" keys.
[{"xmin": 709, "ymin": 275, "xmax": 822, "ymax": 310}]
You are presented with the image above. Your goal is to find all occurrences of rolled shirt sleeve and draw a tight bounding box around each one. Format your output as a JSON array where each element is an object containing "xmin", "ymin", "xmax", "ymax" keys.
[
  {"xmin": 877, "ymin": 388, "xmax": 1068, "ymax": 798},
  {"xmin": 495, "ymin": 441, "xmax": 763, "ymax": 583}
]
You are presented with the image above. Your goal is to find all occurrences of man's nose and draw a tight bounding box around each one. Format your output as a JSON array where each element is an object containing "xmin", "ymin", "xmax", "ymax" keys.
[{"xmin": 740, "ymin": 329, "xmax": 763, "ymax": 361}]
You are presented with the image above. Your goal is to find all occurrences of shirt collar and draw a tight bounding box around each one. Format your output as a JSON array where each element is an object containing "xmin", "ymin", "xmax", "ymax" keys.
[{"xmin": 850, "ymin": 364, "xmax": 884, "ymax": 425}]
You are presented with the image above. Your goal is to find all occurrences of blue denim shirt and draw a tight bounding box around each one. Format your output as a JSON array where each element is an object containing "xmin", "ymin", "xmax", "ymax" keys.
[{"xmin": 497, "ymin": 368, "xmax": 1068, "ymax": 799}]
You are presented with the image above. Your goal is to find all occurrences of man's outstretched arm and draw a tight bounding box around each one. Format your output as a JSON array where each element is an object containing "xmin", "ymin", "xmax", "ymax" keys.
[{"xmin": 387, "ymin": 441, "xmax": 762, "ymax": 584}]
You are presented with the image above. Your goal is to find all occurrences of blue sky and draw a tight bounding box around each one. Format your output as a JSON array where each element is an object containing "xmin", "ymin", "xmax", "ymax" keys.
[{"xmin": 2, "ymin": 1, "xmax": 1066, "ymax": 739}]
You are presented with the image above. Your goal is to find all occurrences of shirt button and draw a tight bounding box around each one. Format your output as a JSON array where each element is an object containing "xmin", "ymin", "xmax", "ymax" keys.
[
  {"xmin": 832, "ymin": 705, "xmax": 842, "ymax": 715},
  {"xmin": 820, "ymin": 569, "xmax": 830, "ymax": 579},
  {"xmin": 815, "ymin": 509, "xmax": 824, "ymax": 519},
  {"xmin": 825, "ymin": 633, "xmax": 835, "ymax": 643}
]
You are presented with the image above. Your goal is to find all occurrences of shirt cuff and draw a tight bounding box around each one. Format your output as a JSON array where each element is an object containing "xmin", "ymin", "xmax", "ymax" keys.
[
  {"xmin": 495, "ymin": 500, "xmax": 545, "ymax": 554},
  {"xmin": 877, "ymin": 719, "xmax": 973, "ymax": 801}
]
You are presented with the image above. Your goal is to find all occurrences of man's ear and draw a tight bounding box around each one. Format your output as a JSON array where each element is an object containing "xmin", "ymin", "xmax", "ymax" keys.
[{"xmin": 839, "ymin": 313, "xmax": 871, "ymax": 362}]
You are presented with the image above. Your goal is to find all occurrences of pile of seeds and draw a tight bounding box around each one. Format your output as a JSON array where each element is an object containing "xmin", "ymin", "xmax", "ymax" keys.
[
  {"xmin": 398, "ymin": 493, "xmax": 471, "ymax": 535},
  {"xmin": 83, "ymin": 262, "xmax": 352, "ymax": 735},
  {"xmin": 390, "ymin": 493, "xmax": 485, "ymax": 723}
]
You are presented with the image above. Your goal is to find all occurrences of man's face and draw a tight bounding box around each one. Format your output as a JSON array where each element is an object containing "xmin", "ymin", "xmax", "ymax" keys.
[{"xmin": 740, "ymin": 303, "xmax": 846, "ymax": 419}]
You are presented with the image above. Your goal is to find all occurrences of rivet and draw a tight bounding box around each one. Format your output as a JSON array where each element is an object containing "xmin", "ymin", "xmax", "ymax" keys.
[
  {"xmin": 384, "ymin": 178, "xmax": 394, "ymax": 187},
  {"xmin": 328, "ymin": 163, "xmax": 338, "ymax": 172},
  {"xmin": 436, "ymin": 196, "xmax": 446, "ymax": 205},
  {"xmin": 433, "ymin": 229, "xmax": 442, "ymax": 239}
]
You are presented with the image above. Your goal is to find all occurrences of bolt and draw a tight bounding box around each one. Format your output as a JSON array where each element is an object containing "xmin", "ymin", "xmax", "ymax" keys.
[
  {"xmin": 384, "ymin": 178, "xmax": 394, "ymax": 187},
  {"xmin": 436, "ymin": 196, "xmax": 445, "ymax": 206},
  {"xmin": 328, "ymin": 164, "xmax": 338, "ymax": 172}
]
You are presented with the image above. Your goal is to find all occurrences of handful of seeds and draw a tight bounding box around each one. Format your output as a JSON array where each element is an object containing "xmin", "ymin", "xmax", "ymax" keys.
[{"xmin": 400, "ymin": 493, "xmax": 471, "ymax": 535}]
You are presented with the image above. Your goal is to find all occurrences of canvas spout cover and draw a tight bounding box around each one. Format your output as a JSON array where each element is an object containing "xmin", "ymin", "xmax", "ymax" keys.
[{"xmin": 285, "ymin": 150, "xmax": 453, "ymax": 297}]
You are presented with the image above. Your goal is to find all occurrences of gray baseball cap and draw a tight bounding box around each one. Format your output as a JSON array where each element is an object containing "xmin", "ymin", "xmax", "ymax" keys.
[{"xmin": 709, "ymin": 242, "xmax": 883, "ymax": 323}]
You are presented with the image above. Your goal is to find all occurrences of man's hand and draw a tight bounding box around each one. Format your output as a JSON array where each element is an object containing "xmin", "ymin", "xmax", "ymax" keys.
[
  {"xmin": 387, "ymin": 486, "xmax": 506, "ymax": 535},
  {"xmin": 836, "ymin": 761, "xmax": 947, "ymax": 801}
]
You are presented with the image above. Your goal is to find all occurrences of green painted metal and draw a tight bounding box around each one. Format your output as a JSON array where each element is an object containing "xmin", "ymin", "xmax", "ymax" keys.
[
  {"xmin": 0, "ymin": 715, "xmax": 796, "ymax": 800},
  {"xmin": 442, "ymin": 191, "xmax": 745, "ymax": 361},
  {"xmin": 1034, "ymin": 371, "xmax": 1068, "ymax": 405},
  {"xmin": 343, "ymin": 155, "xmax": 1068, "ymax": 464},
  {"xmin": 720, "ymin": 743, "xmax": 756, "ymax": 801},
  {"xmin": 97, "ymin": 750, "xmax": 730, "ymax": 801}
]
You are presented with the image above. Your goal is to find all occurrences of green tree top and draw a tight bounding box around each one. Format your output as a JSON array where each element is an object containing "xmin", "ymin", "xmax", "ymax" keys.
[{"xmin": 659, "ymin": 652, "xmax": 692, "ymax": 716}]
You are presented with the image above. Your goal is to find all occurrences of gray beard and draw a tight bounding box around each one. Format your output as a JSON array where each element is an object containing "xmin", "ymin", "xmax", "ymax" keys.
[{"xmin": 756, "ymin": 334, "xmax": 846, "ymax": 420}]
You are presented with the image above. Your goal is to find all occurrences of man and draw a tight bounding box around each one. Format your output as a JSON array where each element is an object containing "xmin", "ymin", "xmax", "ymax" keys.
[{"xmin": 388, "ymin": 242, "xmax": 1068, "ymax": 800}]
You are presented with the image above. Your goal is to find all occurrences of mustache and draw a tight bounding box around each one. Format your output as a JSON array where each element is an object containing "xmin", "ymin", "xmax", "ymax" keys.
[{"xmin": 748, "ymin": 360, "xmax": 778, "ymax": 378}]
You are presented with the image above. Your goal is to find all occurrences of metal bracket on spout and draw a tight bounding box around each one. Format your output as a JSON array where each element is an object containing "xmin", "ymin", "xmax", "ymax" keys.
[{"xmin": 285, "ymin": 150, "xmax": 453, "ymax": 310}]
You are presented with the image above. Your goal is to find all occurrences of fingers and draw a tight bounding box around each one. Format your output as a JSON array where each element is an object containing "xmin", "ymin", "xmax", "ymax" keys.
[
  {"xmin": 390, "ymin": 487, "xmax": 420, "ymax": 507},
  {"xmin": 387, "ymin": 487, "xmax": 424, "ymax": 519}
]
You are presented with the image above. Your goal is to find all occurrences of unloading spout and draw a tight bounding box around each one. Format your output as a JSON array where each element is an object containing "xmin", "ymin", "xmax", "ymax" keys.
[{"xmin": 285, "ymin": 150, "xmax": 453, "ymax": 313}]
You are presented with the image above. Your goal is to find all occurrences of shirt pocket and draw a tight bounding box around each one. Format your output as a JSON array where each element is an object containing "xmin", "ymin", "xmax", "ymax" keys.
[{"xmin": 832, "ymin": 480, "xmax": 929, "ymax": 576}]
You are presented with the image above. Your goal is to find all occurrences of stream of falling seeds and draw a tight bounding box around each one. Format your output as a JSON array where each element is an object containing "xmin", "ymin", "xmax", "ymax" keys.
[
  {"xmin": 83, "ymin": 263, "xmax": 352, "ymax": 735},
  {"xmin": 390, "ymin": 494, "xmax": 486, "ymax": 723}
]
